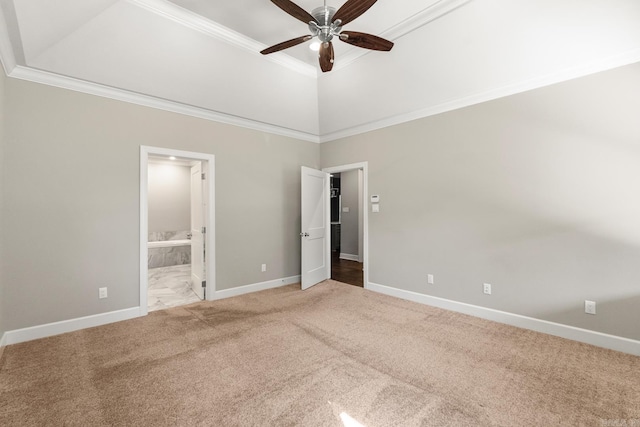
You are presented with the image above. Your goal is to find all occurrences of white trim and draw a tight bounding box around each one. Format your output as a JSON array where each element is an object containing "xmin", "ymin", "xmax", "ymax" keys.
[
  {"xmin": 2, "ymin": 308, "xmax": 142, "ymax": 346},
  {"xmin": 322, "ymin": 162, "xmax": 369, "ymax": 289},
  {"xmin": 1, "ymin": 0, "xmax": 467, "ymax": 79},
  {"xmin": 129, "ymin": 0, "xmax": 317, "ymax": 78},
  {"xmin": 382, "ymin": 0, "xmax": 473, "ymax": 42},
  {"xmin": 130, "ymin": 0, "xmax": 468, "ymax": 77},
  {"xmin": 368, "ymin": 282, "xmax": 640, "ymax": 356},
  {"xmin": 0, "ymin": 274, "xmax": 299, "ymax": 346},
  {"xmin": 6, "ymin": 278, "xmax": 636, "ymax": 355},
  {"xmin": 140, "ymin": 146, "xmax": 216, "ymax": 316},
  {"xmin": 4, "ymin": 49, "xmax": 638, "ymax": 146},
  {"xmin": 320, "ymin": 48, "xmax": 640, "ymax": 143},
  {"xmin": 140, "ymin": 149, "xmax": 149, "ymax": 314},
  {"xmin": 212, "ymin": 275, "xmax": 301, "ymax": 300},
  {"xmin": 339, "ymin": 253, "xmax": 359, "ymax": 262},
  {"xmin": 7, "ymin": 66, "xmax": 320, "ymax": 143},
  {"xmin": 332, "ymin": 0, "xmax": 472, "ymax": 72}
]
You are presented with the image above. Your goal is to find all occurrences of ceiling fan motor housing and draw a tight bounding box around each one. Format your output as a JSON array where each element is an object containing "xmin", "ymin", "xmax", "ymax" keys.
[{"xmin": 309, "ymin": 6, "xmax": 342, "ymax": 43}]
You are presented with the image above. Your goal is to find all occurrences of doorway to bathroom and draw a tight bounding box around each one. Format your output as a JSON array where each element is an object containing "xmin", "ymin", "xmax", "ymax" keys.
[
  {"xmin": 323, "ymin": 162, "xmax": 368, "ymax": 289},
  {"xmin": 140, "ymin": 146, "xmax": 215, "ymax": 315}
]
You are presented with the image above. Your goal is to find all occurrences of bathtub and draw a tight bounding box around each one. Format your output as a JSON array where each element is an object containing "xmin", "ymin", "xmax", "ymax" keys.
[
  {"xmin": 148, "ymin": 239, "xmax": 191, "ymax": 268},
  {"xmin": 148, "ymin": 239, "xmax": 191, "ymax": 249}
]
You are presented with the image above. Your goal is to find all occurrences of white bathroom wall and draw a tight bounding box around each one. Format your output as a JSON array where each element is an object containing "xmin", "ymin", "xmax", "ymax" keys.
[{"xmin": 147, "ymin": 162, "xmax": 190, "ymax": 235}]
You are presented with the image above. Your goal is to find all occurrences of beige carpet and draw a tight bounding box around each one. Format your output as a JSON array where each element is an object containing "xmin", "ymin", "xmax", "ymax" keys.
[{"xmin": 1, "ymin": 280, "xmax": 639, "ymax": 426}]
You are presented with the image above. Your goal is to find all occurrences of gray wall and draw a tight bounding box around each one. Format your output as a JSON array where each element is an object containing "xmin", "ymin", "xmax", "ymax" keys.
[
  {"xmin": 340, "ymin": 170, "xmax": 359, "ymax": 258},
  {"xmin": 148, "ymin": 162, "xmax": 190, "ymax": 234},
  {"xmin": 321, "ymin": 62, "xmax": 640, "ymax": 341},
  {"xmin": 3, "ymin": 59, "xmax": 639, "ymax": 344},
  {"xmin": 1, "ymin": 76, "xmax": 319, "ymax": 331}
]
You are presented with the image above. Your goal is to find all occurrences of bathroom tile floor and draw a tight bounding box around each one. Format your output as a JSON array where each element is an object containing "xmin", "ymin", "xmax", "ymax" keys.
[{"xmin": 148, "ymin": 264, "xmax": 201, "ymax": 312}]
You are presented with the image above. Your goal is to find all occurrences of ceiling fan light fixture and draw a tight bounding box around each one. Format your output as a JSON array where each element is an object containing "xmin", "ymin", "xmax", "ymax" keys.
[{"xmin": 262, "ymin": 0, "xmax": 394, "ymax": 72}]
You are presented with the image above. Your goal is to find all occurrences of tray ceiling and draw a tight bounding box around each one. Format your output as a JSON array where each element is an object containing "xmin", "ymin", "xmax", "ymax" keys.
[{"xmin": 1, "ymin": 0, "xmax": 640, "ymax": 142}]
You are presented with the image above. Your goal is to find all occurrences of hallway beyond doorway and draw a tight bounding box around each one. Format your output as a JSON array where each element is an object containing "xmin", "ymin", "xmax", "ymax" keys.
[{"xmin": 331, "ymin": 252, "xmax": 363, "ymax": 287}]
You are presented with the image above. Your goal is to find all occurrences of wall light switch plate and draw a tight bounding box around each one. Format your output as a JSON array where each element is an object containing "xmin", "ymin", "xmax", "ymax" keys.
[
  {"xmin": 372, "ymin": 204, "xmax": 380, "ymax": 213},
  {"xmin": 342, "ymin": 207, "xmax": 350, "ymax": 213},
  {"xmin": 427, "ymin": 274, "xmax": 434, "ymax": 285},
  {"xmin": 261, "ymin": 264, "xmax": 267, "ymax": 272}
]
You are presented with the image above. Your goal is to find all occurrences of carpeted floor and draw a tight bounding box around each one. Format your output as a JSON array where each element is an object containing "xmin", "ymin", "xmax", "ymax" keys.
[{"xmin": 1, "ymin": 280, "xmax": 639, "ymax": 426}]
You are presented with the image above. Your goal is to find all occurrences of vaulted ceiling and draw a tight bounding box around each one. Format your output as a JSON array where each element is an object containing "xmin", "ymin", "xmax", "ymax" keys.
[{"xmin": 1, "ymin": 0, "xmax": 640, "ymax": 142}]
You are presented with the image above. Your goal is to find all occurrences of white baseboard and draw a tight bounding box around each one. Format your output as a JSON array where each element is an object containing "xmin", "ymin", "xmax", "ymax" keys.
[
  {"xmin": 3, "ymin": 307, "xmax": 142, "ymax": 346},
  {"xmin": 368, "ymin": 282, "xmax": 640, "ymax": 356},
  {"xmin": 213, "ymin": 275, "xmax": 301, "ymax": 300},
  {"xmin": 1, "ymin": 275, "xmax": 300, "ymax": 347},
  {"xmin": 339, "ymin": 253, "xmax": 360, "ymax": 262}
]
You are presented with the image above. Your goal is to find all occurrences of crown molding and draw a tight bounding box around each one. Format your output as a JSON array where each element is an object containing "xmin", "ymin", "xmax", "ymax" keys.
[
  {"xmin": 129, "ymin": 0, "xmax": 472, "ymax": 77},
  {"xmin": 128, "ymin": 0, "xmax": 318, "ymax": 78},
  {"xmin": 8, "ymin": 65, "xmax": 321, "ymax": 143},
  {"xmin": 6, "ymin": 47, "xmax": 640, "ymax": 146},
  {"xmin": 319, "ymin": 47, "xmax": 640, "ymax": 143},
  {"xmin": 383, "ymin": 0, "xmax": 473, "ymax": 41},
  {"xmin": 4, "ymin": 1, "xmax": 638, "ymax": 145},
  {"xmin": 2, "ymin": 0, "xmax": 472, "ymax": 79},
  {"xmin": 332, "ymin": 0, "xmax": 473, "ymax": 72}
]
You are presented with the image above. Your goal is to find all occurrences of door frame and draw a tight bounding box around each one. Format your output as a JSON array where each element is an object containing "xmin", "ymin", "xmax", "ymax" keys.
[
  {"xmin": 322, "ymin": 162, "xmax": 369, "ymax": 289},
  {"xmin": 139, "ymin": 146, "xmax": 216, "ymax": 315}
]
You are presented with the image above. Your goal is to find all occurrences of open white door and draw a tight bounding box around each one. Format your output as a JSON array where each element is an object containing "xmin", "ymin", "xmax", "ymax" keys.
[
  {"xmin": 190, "ymin": 162, "xmax": 205, "ymax": 299},
  {"xmin": 301, "ymin": 166, "xmax": 330, "ymax": 290}
]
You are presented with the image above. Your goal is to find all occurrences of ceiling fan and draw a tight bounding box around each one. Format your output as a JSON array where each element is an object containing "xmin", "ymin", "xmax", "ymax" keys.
[{"xmin": 260, "ymin": 0, "xmax": 394, "ymax": 72}]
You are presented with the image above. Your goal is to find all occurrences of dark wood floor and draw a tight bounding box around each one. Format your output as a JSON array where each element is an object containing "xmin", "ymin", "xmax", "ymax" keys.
[{"xmin": 331, "ymin": 252, "xmax": 364, "ymax": 287}]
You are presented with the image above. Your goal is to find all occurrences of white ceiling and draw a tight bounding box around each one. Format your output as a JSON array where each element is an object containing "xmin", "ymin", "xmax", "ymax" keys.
[{"xmin": 1, "ymin": 0, "xmax": 640, "ymax": 142}]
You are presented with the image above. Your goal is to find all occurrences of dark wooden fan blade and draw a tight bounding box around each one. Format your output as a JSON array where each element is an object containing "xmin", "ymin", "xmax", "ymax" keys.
[
  {"xmin": 319, "ymin": 42, "xmax": 334, "ymax": 72},
  {"xmin": 333, "ymin": 0, "xmax": 378, "ymax": 26},
  {"xmin": 261, "ymin": 35, "xmax": 312, "ymax": 55},
  {"xmin": 271, "ymin": 0, "xmax": 317, "ymax": 25},
  {"xmin": 339, "ymin": 31, "xmax": 393, "ymax": 51}
]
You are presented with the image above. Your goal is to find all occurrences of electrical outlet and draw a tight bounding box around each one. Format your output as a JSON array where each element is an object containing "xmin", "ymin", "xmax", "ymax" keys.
[
  {"xmin": 585, "ymin": 300, "xmax": 596, "ymax": 315},
  {"xmin": 261, "ymin": 264, "xmax": 267, "ymax": 272},
  {"xmin": 483, "ymin": 283, "xmax": 492, "ymax": 295},
  {"xmin": 99, "ymin": 287, "xmax": 108, "ymax": 299},
  {"xmin": 427, "ymin": 274, "xmax": 434, "ymax": 285}
]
